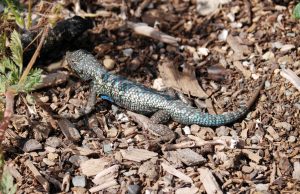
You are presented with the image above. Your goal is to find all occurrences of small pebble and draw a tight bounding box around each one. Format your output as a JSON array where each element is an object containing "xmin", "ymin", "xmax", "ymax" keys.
[
  {"xmin": 45, "ymin": 136, "xmax": 62, "ymax": 148},
  {"xmin": 69, "ymin": 155, "xmax": 89, "ymax": 167},
  {"xmin": 103, "ymin": 143, "xmax": 112, "ymax": 154},
  {"xmin": 182, "ymin": 126, "xmax": 191, "ymax": 135},
  {"xmin": 22, "ymin": 139, "xmax": 43, "ymax": 152},
  {"xmin": 255, "ymin": 184, "xmax": 269, "ymax": 191},
  {"xmin": 242, "ymin": 166, "xmax": 253, "ymax": 173},
  {"xmin": 197, "ymin": 47, "xmax": 209, "ymax": 56},
  {"xmin": 123, "ymin": 48, "xmax": 133, "ymax": 57},
  {"xmin": 153, "ymin": 78, "xmax": 167, "ymax": 91},
  {"xmin": 48, "ymin": 152, "xmax": 59, "ymax": 161},
  {"xmin": 251, "ymin": 74, "xmax": 260, "ymax": 80},
  {"xmin": 43, "ymin": 158, "xmax": 55, "ymax": 166},
  {"xmin": 218, "ymin": 29, "xmax": 228, "ymax": 41},
  {"xmin": 216, "ymin": 126, "xmax": 229, "ymax": 136},
  {"xmin": 127, "ymin": 184, "xmax": 141, "ymax": 194},
  {"xmin": 107, "ymin": 127, "xmax": 118, "ymax": 138},
  {"xmin": 288, "ymin": 136, "xmax": 296, "ymax": 143},
  {"xmin": 72, "ymin": 176, "xmax": 86, "ymax": 188},
  {"xmin": 275, "ymin": 122, "xmax": 292, "ymax": 131},
  {"xmin": 280, "ymin": 44, "xmax": 295, "ymax": 52},
  {"xmin": 39, "ymin": 96, "xmax": 49, "ymax": 103},
  {"xmin": 45, "ymin": 146, "xmax": 56, "ymax": 153},
  {"xmin": 262, "ymin": 51, "xmax": 274, "ymax": 61},
  {"xmin": 116, "ymin": 113, "xmax": 129, "ymax": 122},
  {"xmin": 103, "ymin": 57, "xmax": 115, "ymax": 70},
  {"xmin": 271, "ymin": 41, "xmax": 283, "ymax": 49}
]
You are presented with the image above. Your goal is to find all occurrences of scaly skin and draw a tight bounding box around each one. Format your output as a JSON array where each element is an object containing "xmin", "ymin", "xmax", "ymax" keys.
[{"xmin": 66, "ymin": 50, "xmax": 264, "ymax": 130}]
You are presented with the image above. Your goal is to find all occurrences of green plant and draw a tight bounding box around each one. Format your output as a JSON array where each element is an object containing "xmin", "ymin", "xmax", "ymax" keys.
[
  {"xmin": 0, "ymin": 30, "xmax": 42, "ymax": 95},
  {"xmin": 0, "ymin": 151, "xmax": 16, "ymax": 194},
  {"xmin": 0, "ymin": 169, "xmax": 17, "ymax": 194},
  {"xmin": 2, "ymin": 0, "xmax": 25, "ymax": 28},
  {"xmin": 293, "ymin": 3, "xmax": 300, "ymax": 19}
]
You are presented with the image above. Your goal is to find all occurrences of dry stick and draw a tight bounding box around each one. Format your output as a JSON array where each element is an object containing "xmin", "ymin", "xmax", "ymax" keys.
[{"xmin": 19, "ymin": 26, "xmax": 49, "ymax": 85}]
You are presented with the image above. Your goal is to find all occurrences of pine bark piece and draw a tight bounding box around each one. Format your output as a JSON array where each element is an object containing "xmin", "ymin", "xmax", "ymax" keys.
[
  {"xmin": 161, "ymin": 162, "xmax": 193, "ymax": 183},
  {"xmin": 25, "ymin": 160, "xmax": 50, "ymax": 192},
  {"xmin": 58, "ymin": 118, "xmax": 81, "ymax": 142},
  {"xmin": 89, "ymin": 179, "xmax": 118, "ymax": 193},
  {"xmin": 80, "ymin": 158, "xmax": 110, "ymax": 177},
  {"xmin": 93, "ymin": 165, "xmax": 120, "ymax": 185},
  {"xmin": 120, "ymin": 148, "xmax": 158, "ymax": 162},
  {"xmin": 176, "ymin": 148, "xmax": 207, "ymax": 166},
  {"xmin": 158, "ymin": 61, "xmax": 208, "ymax": 99},
  {"xmin": 198, "ymin": 168, "xmax": 222, "ymax": 194}
]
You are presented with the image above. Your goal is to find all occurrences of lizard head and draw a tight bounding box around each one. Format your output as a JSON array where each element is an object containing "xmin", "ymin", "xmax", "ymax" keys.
[{"xmin": 66, "ymin": 49, "xmax": 99, "ymax": 81}]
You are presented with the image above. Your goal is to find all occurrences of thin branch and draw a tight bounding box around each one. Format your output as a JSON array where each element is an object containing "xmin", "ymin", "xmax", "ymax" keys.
[{"xmin": 18, "ymin": 26, "xmax": 49, "ymax": 85}]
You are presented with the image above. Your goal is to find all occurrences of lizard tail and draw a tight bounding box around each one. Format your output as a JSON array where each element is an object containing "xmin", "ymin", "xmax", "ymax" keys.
[{"xmin": 166, "ymin": 77, "xmax": 266, "ymax": 126}]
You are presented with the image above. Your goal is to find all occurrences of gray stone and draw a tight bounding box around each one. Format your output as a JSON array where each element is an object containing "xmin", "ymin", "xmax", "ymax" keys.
[
  {"xmin": 22, "ymin": 139, "xmax": 43, "ymax": 152},
  {"xmin": 72, "ymin": 176, "xmax": 86, "ymax": 187},
  {"xmin": 127, "ymin": 184, "xmax": 141, "ymax": 194},
  {"xmin": 69, "ymin": 155, "xmax": 89, "ymax": 167},
  {"xmin": 45, "ymin": 137, "xmax": 62, "ymax": 148}
]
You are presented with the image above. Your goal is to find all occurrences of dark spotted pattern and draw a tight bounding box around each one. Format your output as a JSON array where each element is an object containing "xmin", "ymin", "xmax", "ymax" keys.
[{"xmin": 66, "ymin": 50, "xmax": 262, "ymax": 127}]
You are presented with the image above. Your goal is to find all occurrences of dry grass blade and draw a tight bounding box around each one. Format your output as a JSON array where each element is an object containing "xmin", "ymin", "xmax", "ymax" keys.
[{"xmin": 18, "ymin": 26, "xmax": 49, "ymax": 85}]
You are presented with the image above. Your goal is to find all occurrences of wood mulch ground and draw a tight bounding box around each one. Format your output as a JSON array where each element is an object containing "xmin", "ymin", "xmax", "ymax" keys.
[{"xmin": 2, "ymin": 0, "xmax": 300, "ymax": 193}]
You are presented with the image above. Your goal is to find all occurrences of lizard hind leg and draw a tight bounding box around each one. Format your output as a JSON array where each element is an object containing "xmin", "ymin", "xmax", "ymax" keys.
[{"xmin": 150, "ymin": 110, "xmax": 171, "ymax": 124}]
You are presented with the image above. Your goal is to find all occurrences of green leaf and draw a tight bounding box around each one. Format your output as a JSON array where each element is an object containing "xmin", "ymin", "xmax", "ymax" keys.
[
  {"xmin": 0, "ymin": 169, "xmax": 17, "ymax": 194},
  {"xmin": 4, "ymin": 0, "xmax": 25, "ymax": 28},
  {"xmin": 293, "ymin": 3, "xmax": 300, "ymax": 19},
  {"xmin": 0, "ymin": 76, "xmax": 6, "ymax": 94},
  {"xmin": 0, "ymin": 34, "xmax": 6, "ymax": 55},
  {"xmin": 21, "ymin": 68, "xmax": 42, "ymax": 92},
  {"xmin": 9, "ymin": 30, "xmax": 23, "ymax": 74},
  {"xmin": 0, "ymin": 57, "xmax": 17, "ymax": 74}
]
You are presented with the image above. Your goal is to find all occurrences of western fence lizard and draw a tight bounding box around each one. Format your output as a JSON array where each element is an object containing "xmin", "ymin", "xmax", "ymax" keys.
[{"xmin": 66, "ymin": 50, "xmax": 265, "ymax": 141}]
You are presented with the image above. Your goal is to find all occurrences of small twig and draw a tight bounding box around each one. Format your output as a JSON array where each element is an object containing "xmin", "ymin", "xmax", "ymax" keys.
[{"xmin": 19, "ymin": 26, "xmax": 49, "ymax": 85}]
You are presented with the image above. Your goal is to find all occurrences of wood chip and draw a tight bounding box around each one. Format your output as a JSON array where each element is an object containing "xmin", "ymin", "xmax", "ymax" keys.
[
  {"xmin": 227, "ymin": 35, "xmax": 250, "ymax": 60},
  {"xmin": 266, "ymin": 126, "xmax": 280, "ymax": 141},
  {"xmin": 175, "ymin": 186, "xmax": 199, "ymax": 194},
  {"xmin": 280, "ymin": 68, "xmax": 300, "ymax": 91},
  {"xmin": 176, "ymin": 148, "xmax": 207, "ymax": 166},
  {"xmin": 80, "ymin": 158, "xmax": 110, "ymax": 177},
  {"xmin": 120, "ymin": 148, "xmax": 158, "ymax": 162},
  {"xmin": 93, "ymin": 165, "xmax": 120, "ymax": 185},
  {"xmin": 127, "ymin": 21, "xmax": 178, "ymax": 46},
  {"xmin": 161, "ymin": 162, "xmax": 193, "ymax": 183},
  {"xmin": 158, "ymin": 61, "xmax": 208, "ymax": 99},
  {"xmin": 292, "ymin": 161, "xmax": 300, "ymax": 180},
  {"xmin": 198, "ymin": 168, "xmax": 223, "ymax": 194},
  {"xmin": 89, "ymin": 179, "xmax": 118, "ymax": 193},
  {"xmin": 58, "ymin": 118, "xmax": 81, "ymax": 142},
  {"xmin": 242, "ymin": 149, "xmax": 262, "ymax": 163},
  {"xmin": 233, "ymin": 61, "xmax": 251, "ymax": 79},
  {"xmin": 25, "ymin": 160, "xmax": 50, "ymax": 192}
]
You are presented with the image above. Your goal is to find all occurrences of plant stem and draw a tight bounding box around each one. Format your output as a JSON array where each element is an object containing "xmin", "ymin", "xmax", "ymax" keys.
[{"xmin": 0, "ymin": 91, "xmax": 15, "ymax": 143}]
